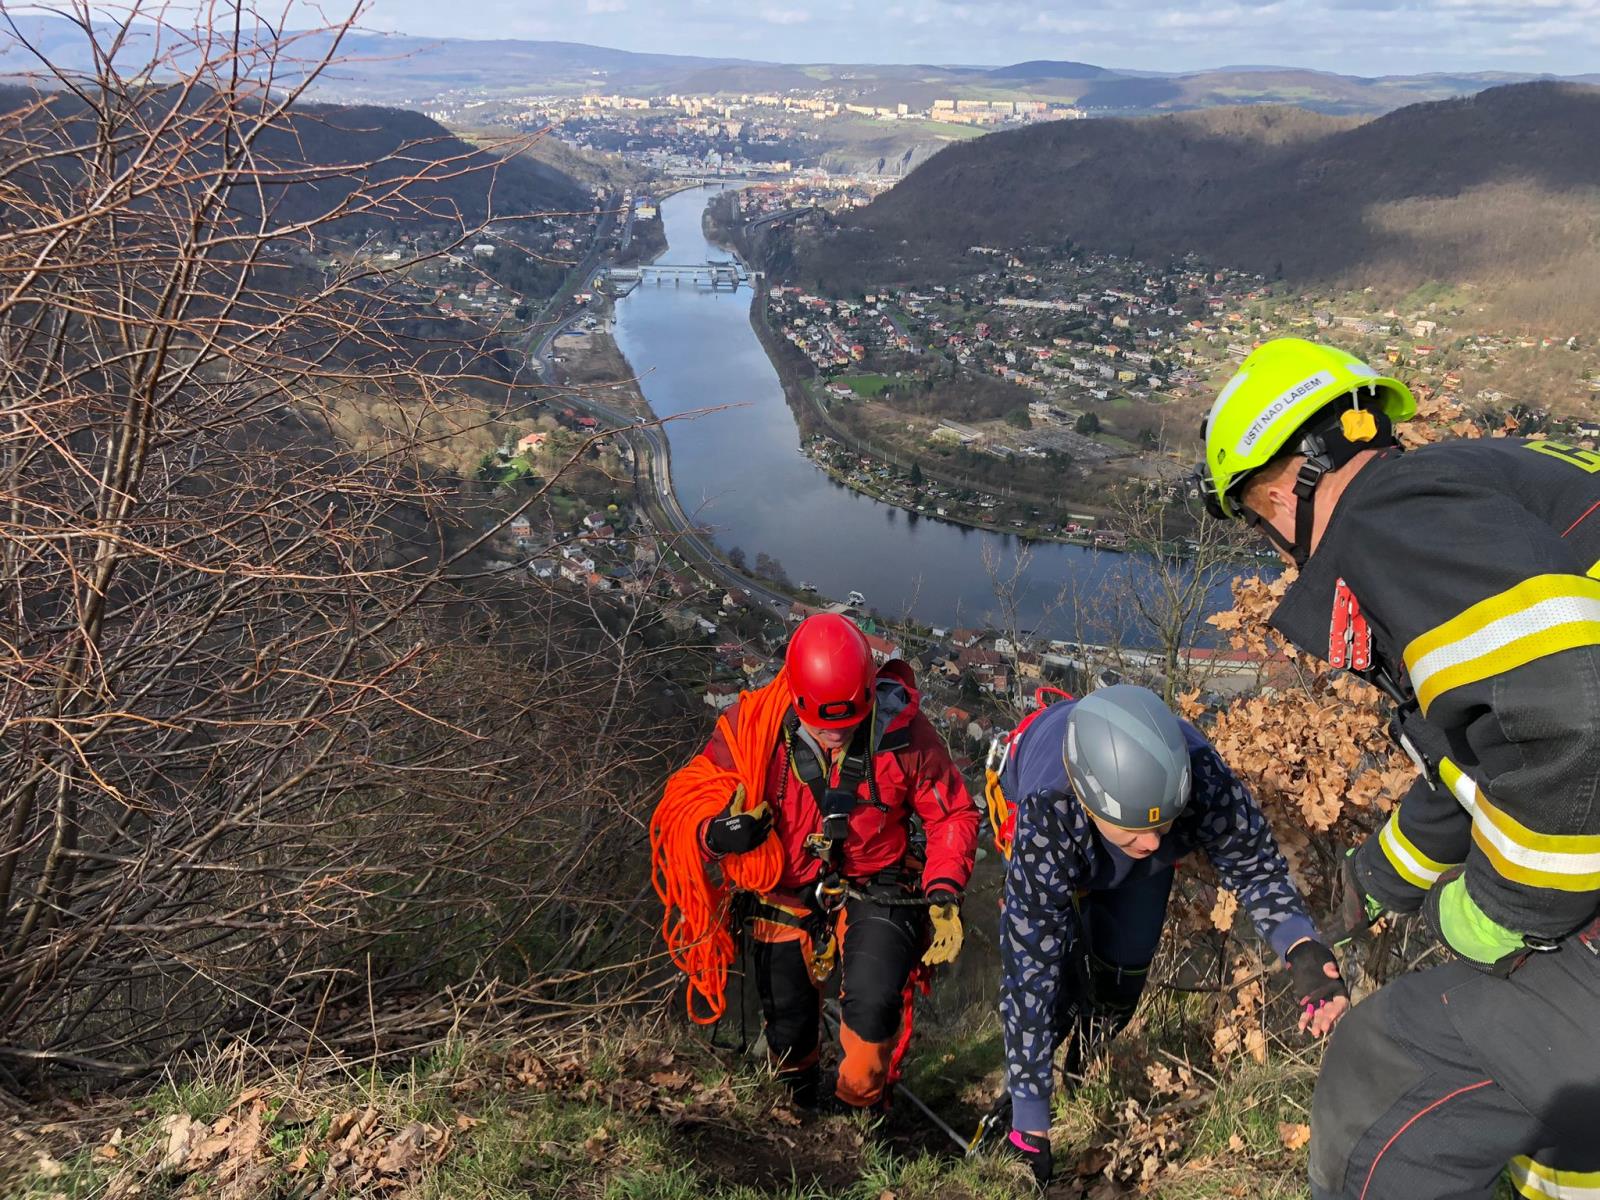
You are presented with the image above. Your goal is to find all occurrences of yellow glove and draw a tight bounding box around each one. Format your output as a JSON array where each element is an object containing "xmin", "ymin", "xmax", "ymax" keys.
[
  {"xmin": 923, "ymin": 900, "xmax": 964, "ymax": 965},
  {"xmin": 704, "ymin": 783, "xmax": 772, "ymax": 856}
]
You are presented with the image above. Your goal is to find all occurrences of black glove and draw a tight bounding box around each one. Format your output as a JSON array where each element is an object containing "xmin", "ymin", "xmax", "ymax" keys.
[
  {"xmin": 1005, "ymin": 1129, "xmax": 1053, "ymax": 1190},
  {"xmin": 703, "ymin": 786, "xmax": 773, "ymax": 856},
  {"xmin": 1336, "ymin": 847, "xmax": 1385, "ymax": 939},
  {"xmin": 1286, "ymin": 939, "xmax": 1347, "ymax": 1011}
]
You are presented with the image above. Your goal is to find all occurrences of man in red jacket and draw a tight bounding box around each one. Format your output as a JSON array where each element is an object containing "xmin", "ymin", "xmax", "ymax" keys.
[{"xmin": 697, "ymin": 613, "xmax": 979, "ymax": 1111}]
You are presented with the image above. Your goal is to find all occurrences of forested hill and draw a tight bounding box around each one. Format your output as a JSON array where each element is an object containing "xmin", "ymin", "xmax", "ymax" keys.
[
  {"xmin": 0, "ymin": 83, "xmax": 590, "ymax": 226},
  {"xmin": 788, "ymin": 82, "xmax": 1600, "ymax": 325},
  {"xmin": 267, "ymin": 101, "xmax": 592, "ymax": 222}
]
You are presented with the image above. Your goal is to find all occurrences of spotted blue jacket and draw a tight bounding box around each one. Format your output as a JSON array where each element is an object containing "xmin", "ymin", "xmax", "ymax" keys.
[{"xmin": 1000, "ymin": 699, "xmax": 1319, "ymax": 1132}]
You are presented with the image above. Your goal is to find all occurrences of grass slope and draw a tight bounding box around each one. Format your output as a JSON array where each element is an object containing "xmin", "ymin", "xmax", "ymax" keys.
[{"xmin": 6, "ymin": 972, "xmax": 1337, "ymax": 1200}]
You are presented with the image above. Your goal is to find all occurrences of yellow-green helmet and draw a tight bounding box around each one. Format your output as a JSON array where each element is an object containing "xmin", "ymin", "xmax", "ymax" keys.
[{"xmin": 1198, "ymin": 338, "xmax": 1416, "ymax": 519}]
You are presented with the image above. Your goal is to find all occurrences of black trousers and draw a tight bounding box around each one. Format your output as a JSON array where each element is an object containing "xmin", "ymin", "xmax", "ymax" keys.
[
  {"xmin": 753, "ymin": 891, "xmax": 922, "ymax": 1067},
  {"xmin": 1310, "ymin": 938, "xmax": 1600, "ymax": 1200},
  {"xmin": 1051, "ymin": 865, "xmax": 1175, "ymax": 1076}
]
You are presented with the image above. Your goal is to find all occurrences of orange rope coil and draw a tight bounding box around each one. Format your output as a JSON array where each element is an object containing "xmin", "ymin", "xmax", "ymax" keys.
[{"xmin": 650, "ymin": 672, "xmax": 788, "ymax": 1023}]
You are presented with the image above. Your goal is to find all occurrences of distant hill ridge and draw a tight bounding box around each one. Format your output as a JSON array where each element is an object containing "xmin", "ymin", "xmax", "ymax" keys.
[
  {"xmin": 985, "ymin": 60, "xmax": 1113, "ymax": 81},
  {"xmin": 0, "ymin": 82, "xmax": 589, "ymax": 224},
  {"xmin": 4, "ymin": 16, "xmax": 1597, "ymax": 114},
  {"xmin": 788, "ymin": 82, "xmax": 1600, "ymax": 328}
]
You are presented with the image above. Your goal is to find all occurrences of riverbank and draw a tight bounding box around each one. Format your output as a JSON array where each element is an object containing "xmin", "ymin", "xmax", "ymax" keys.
[
  {"xmin": 546, "ymin": 325, "xmax": 652, "ymax": 420},
  {"xmin": 541, "ymin": 312, "xmax": 840, "ymax": 618},
  {"xmin": 742, "ymin": 298, "xmax": 1128, "ymax": 548},
  {"xmin": 704, "ymin": 196, "xmax": 1066, "ymax": 539}
]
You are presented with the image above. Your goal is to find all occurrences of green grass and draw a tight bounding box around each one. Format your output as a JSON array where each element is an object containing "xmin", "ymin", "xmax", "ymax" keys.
[
  {"xmin": 834, "ymin": 373, "xmax": 896, "ymax": 398},
  {"xmin": 8, "ymin": 1008, "xmax": 1518, "ymax": 1200},
  {"xmin": 1399, "ymin": 280, "xmax": 1464, "ymax": 312},
  {"xmin": 5, "ymin": 1027, "xmax": 1030, "ymax": 1200}
]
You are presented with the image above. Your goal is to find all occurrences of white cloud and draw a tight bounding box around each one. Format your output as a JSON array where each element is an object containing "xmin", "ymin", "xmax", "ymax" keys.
[
  {"xmin": 759, "ymin": 6, "xmax": 813, "ymax": 24},
  {"xmin": 585, "ymin": 0, "xmax": 627, "ymax": 12}
]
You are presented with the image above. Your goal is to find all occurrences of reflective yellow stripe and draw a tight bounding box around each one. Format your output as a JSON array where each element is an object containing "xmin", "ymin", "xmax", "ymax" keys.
[
  {"xmin": 1510, "ymin": 1155, "xmax": 1600, "ymax": 1200},
  {"xmin": 1589, "ymin": 558, "xmax": 1600, "ymax": 581},
  {"xmin": 1440, "ymin": 759, "xmax": 1600, "ymax": 892},
  {"xmin": 1403, "ymin": 574, "xmax": 1600, "ymax": 714},
  {"xmin": 1377, "ymin": 808, "xmax": 1452, "ymax": 889}
]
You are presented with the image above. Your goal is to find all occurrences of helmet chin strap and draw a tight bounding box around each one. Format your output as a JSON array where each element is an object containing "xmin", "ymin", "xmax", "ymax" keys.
[
  {"xmin": 1241, "ymin": 388, "xmax": 1393, "ymax": 569},
  {"xmin": 1241, "ymin": 455, "xmax": 1329, "ymax": 569}
]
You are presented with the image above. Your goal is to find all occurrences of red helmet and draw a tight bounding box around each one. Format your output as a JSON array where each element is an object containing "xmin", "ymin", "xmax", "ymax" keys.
[{"xmin": 786, "ymin": 614, "xmax": 876, "ymax": 729}]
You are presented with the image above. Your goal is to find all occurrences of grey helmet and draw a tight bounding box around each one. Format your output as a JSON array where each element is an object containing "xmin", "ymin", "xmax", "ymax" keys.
[{"xmin": 1062, "ymin": 684, "xmax": 1191, "ymax": 829}]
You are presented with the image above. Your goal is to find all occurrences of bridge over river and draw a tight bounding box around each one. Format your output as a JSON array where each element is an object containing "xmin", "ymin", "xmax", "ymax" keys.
[{"xmin": 605, "ymin": 260, "xmax": 762, "ymax": 293}]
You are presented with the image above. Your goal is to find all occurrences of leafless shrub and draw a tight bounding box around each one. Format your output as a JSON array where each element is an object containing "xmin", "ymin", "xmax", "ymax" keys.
[
  {"xmin": 0, "ymin": 2, "xmax": 687, "ymax": 1084},
  {"xmin": 1079, "ymin": 476, "xmax": 1254, "ymax": 705}
]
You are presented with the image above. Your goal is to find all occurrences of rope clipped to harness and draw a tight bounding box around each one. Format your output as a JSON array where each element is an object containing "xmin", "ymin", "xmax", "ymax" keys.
[
  {"xmin": 782, "ymin": 709, "xmax": 883, "ymax": 913},
  {"xmin": 650, "ymin": 672, "xmax": 789, "ymax": 1024}
]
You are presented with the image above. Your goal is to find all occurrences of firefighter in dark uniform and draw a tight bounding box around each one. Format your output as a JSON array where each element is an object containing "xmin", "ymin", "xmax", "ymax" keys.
[{"xmin": 1195, "ymin": 337, "xmax": 1600, "ymax": 1200}]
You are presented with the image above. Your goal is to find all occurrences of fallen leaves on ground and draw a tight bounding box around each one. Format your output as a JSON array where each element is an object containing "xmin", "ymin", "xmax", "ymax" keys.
[
  {"xmin": 1278, "ymin": 1122, "xmax": 1311, "ymax": 1151},
  {"xmin": 99, "ymin": 1088, "xmax": 467, "ymax": 1199}
]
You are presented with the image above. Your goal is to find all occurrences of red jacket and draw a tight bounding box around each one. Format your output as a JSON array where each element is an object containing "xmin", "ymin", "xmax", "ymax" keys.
[{"xmin": 701, "ymin": 661, "xmax": 978, "ymax": 896}]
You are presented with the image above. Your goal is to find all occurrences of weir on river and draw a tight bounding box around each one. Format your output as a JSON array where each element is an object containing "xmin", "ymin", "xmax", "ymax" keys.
[{"xmin": 610, "ymin": 185, "xmax": 1229, "ymax": 640}]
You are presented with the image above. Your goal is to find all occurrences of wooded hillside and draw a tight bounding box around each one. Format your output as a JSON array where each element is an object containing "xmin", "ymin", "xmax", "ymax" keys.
[{"xmin": 792, "ymin": 83, "xmax": 1600, "ymax": 326}]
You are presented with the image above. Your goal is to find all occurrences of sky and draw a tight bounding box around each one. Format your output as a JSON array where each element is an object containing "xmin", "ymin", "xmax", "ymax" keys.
[{"xmin": 365, "ymin": 0, "xmax": 1600, "ymax": 76}]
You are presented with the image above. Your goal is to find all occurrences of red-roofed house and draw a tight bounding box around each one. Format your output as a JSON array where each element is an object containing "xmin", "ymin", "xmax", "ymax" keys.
[{"xmin": 863, "ymin": 631, "xmax": 900, "ymax": 663}]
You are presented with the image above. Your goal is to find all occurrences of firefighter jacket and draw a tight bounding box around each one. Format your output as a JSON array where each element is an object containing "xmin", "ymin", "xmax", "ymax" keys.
[
  {"xmin": 1269, "ymin": 438, "xmax": 1600, "ymax": 939},
  {"xmin": 1000, "ymin": 698, "xmax": 1319, "ymax": 1134},
  {"xmin": 699, "ymin": 660, "xmax": 979, "ymax": 898}
]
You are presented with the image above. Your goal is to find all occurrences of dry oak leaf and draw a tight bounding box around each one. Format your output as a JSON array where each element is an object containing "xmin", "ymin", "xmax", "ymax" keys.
[
  {"xmin": 1209, "ymin": 890, "xmax": 1239, "ymax": 935},
  {"xmin": 33, "ymin": 1153, "xmax": 64, "ymax": 1179},
  {"xmin": 227, "ymin": 1087, "xmax": 268, "ymax": 1111},
  {"xmin": 1279, "ymin": 1122, "xmax": 1311, "ymax": 1151},
  {"xmin": 648, "ymin": 1069, "xmax": 694, "ymax": 1090},
  {"xmin": 1227, "ymin": 1133, "xmax": 1246, "ymax": 1153},
  {"xmin": 158, "ymin": 1114, "xmax": 202, "ymax": 1173},
  {"xmin": 690, "ymin": 1078, "xmax": 738, "ymax": 1109},
  {"xmin": 339, "ymin": 1106, "xmax": 380, "ymax": 1153},
  {"xmin": 324, "ymin": 1108, "xmax": 363, "ymax": 1145},
  {"xmin": 606, "ymin": 1078, "xmax": 656, "ymax": 1111},
  {"xmin": 375, "ymin": 1121, "xmax": 448, "ymax": 1174},
  {"xmin": 183, "ymin": 1114, "xmax": 238, "ymax": 1173}
]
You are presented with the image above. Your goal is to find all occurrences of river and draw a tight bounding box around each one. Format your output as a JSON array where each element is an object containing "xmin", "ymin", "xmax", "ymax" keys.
[{"xmin": 611, "ymin": 185, "xmax": 1220, "ymax": 639}]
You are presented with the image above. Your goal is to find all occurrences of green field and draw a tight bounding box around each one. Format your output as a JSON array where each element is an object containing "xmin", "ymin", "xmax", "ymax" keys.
[{"xmin": 836, "ymin": 373, "xmax": 897, "ymax": 398}]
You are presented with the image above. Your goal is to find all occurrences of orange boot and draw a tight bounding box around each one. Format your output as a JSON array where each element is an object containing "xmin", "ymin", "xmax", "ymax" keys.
[{"xmin": 835, "ymin": 1022, "xmax": 895, "ymax": 1109}]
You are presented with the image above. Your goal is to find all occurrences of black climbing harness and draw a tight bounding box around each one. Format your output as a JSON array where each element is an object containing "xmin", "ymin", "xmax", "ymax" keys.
[{"xmin": 780, "ymin": 709, "xmax": 889, "ymax": 913}]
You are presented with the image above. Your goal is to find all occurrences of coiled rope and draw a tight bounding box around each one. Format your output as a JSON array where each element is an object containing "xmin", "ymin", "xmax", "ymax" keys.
[{"xmin": 649, "ymin": 671, "xmax": 788, "ymax": 1023}]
